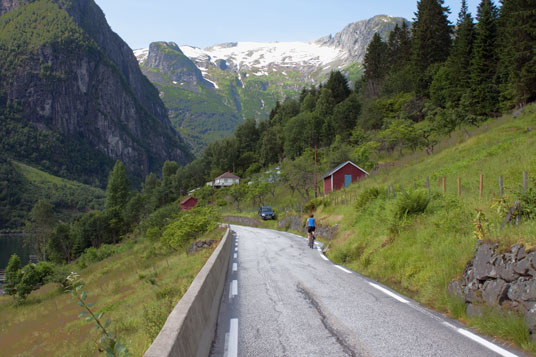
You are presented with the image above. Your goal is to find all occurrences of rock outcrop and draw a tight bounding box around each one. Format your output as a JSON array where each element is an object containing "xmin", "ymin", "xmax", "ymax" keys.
[
  {"xmin": 0, "ymin": 0, "xmax": 192, "ymax": 182},
  {"xmin": 450, "ymin": 242, "xmax": 536, "ymax": 340}
]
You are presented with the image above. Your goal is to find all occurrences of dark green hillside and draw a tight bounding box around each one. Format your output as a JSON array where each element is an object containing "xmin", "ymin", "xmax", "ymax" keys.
[
  {"xmin": 0, "ymin": 0, "xmax": 191, "ymax": 185},
  {"xmin": 0, "ymin": 158, "xmax": 105, "ymax": 231}
]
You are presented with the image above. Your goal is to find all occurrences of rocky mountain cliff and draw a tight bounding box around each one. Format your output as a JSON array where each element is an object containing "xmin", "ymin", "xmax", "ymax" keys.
[
  {"xmin": 0, "ymin": 0, "xmax": 192, "ymax": 184},
  {"xmin": 136, "ymin": 15, "xmax": 407, "ymax": 154}
]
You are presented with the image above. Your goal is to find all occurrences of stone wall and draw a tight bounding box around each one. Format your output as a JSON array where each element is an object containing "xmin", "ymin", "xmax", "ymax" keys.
[
  {"xmin": 449, "ymin": 242, "xmax": 536, "ymax": 340},
  {"xmin": 277, "ymin": 215, "xmax": 338, "ymax": 240}
]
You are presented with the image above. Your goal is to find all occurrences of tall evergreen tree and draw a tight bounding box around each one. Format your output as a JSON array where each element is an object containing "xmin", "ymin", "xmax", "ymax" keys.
[
  {"xmin": 105, "ymin": 161, "xmax": 131, "ymax": 212},
  {"xmin": 411, "ymin": 0, "xmax": 452, "ymax": 96},
  {"xmin": 324, "ymin": 71, "xmax": 351, "ymax": 104},
  {"xmin": 431, "ymin": 0, "xmax": 475, "ymax": 107},
  {"xmin": 363, "ymin": 33, "xmax": 389, "ymax": 97},
  {"xmin": 464, "ymin": 0, "xmax": 499, "ymax": 116},
  {"xmin": 388, "ymin": 22, "xmax": 412, "ymax": 72},
  {"xmin": 497, "ymin": 0, "xmax": 536, "ymax": 106}
]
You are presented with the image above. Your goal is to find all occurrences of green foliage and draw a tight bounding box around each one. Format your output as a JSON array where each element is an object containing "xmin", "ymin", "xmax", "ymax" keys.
[
  {"xmin": 139, "ymin": 204, "xmax": 182, "ymax": 235},
  {"xmin": 17, "ymin": 264, "xmax": 41, "ymax": 301},
  {"xmin": 24, "ymin": 199, "xmax": 55, "ymax": 261},
  {"xmin": 160, "ymin": 207, "xmax": 220, "ymax": 250},
  {"xmin": 66, "ymin": 272, "xmax": 131, "ymax": 356},
  {"xmin": 519, "ymin": 187, "xmax": 536, "ymax": 220},
  {"xmin": 142, "ymin": 299, "xmax": 174, "ymax": 340},
  {"xmin": 393, "ymin": 189, "xmax": 431, "ymax": 219},
  {"xmin": 354, "ymin": 186, "xmax": 385, "ymax": 209},
  {"xmin": 4, "ymin": 254, "xmax": 22, "ymax": 297},
  {"xmin": 77, "ymin": 244, "xmax": 122, "ymax": 269},
  {"xmin": 304, "ymin": 197, "xmax": 330, "ymax": 212}
]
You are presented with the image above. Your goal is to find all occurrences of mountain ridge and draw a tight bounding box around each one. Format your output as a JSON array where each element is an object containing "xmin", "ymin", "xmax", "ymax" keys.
[{"xmin": 135, "ymin": 15, "xmax": 408, "ymax": 154}]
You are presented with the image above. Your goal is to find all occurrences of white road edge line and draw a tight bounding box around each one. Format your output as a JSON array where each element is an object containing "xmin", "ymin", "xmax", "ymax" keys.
[
  {"xmin": 320, "ymin": 254, "xmax": 329, "ymax": 261},
  {"xmin": 228, "ymin": 318, "xmax": 238, "ymax": 357},
  {"xmin": 457, "ymin": 328, "xmax": 518, "ymax": 357},
  {"xmin": 232, "ymin": 263, "xmax": 237, "ymax": 272},
  {"xmin": 233, "ymin": 253, "xmax": 237, "ymax": 259},
  {"xmin": 231, "ymin": 280, "xmax": 238, "ymax": 297},
  {"xmin": 369, "ymin": 282, "xmax": 409, "ymax": 304},
  {"xmin": 335, "ymin": 265, "xmax": 352, "ymax": 274}
]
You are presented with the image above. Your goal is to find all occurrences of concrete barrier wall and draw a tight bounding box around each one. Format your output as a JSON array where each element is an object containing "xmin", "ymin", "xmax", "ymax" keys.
[{"xmin": 145, "ymin": 228, "xmax": 231, "ymax": 357}]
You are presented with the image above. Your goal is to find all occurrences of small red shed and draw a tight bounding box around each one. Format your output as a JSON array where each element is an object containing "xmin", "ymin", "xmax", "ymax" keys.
[
  {"xmin": 323, "ymin": 161, "xmax": 369, "ymax": 194},
  {"xmin": 180, "ymin": 196, "xmax": 198, "ymax": 210}
]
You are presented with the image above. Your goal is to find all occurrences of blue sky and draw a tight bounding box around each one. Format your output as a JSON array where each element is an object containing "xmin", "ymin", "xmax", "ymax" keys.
[{"xmin": 94, "ymin": 0, "xmax": 482, "ymax": 50}]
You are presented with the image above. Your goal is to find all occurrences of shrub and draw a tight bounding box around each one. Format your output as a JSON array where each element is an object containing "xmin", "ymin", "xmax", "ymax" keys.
[
  {"xmin": 17, "ymin": 264, "xmax": 41, "ymax": 300},
  {"xmin": 35, "ymin": 261, "xmax": 55, "ymax": 282},
  {"xmin": 519, "ymin": 188, "xmax": 536, "ymax": 220},
  {"xmin": 77, "ymin": 244, "xmax": 121, "ymax": 268},
  {"xmin": 160, "ymin": 207, "xmax": 219, "ymax": 250},
  {"xmin": 140, "ymin": 204, "xmax": 182, "ymax": 234},
  {"xmin": 393, "ymin": 189, "xmax": 430, "ymax": 219},
  {"xmin": 354, "ymin": 186, "xmax": 385, "ymax": 209},
  {"xmin": 304, "ymin": 197, "xmax": 330, "ymax": 212},
  {"xmin": 4, "ymin": 254, "xmax": 22, "ymax": 297}
]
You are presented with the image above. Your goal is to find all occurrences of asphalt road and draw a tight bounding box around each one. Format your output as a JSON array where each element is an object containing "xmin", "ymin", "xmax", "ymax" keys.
[{"xmin": 210, "ymin": 225, "xmax": 523, "ymax": 357}]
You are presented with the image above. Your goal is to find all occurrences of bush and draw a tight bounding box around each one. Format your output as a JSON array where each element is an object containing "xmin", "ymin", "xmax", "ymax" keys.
[
  {"xmin": 160, "ymin": 207, "xmax": 219, "ymax": 250},
  {"xmin": 35, "ymin": 261, "xmax": 55, "ymax": 283},
  {"xmin": 519, "ymin": 188, "xmax": 536, "ymax": 220},
  {"xmin": 354, "ymin": 186, "xmax": 385, "ymax": 209},
  {"xmin": 140, "ymin": 204, "xmax": 182, "ymax": 234},
  {"xmin": 393, "ymin": 189, "xmax": 430, "ymax": 219},
  {"xmin": 17, "ymin": 264, "xmax": 41, "ymax": 300},
  {"xmin": 77, "ymin": 244, "xmax": 121, "ymax": 268},
  {"xmin": 304, "ymin": 197, "xmax": 330, "ymax": 212}
]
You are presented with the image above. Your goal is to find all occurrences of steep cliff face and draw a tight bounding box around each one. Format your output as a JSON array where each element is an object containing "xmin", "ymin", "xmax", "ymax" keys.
[
  {"xmin": 144, "ymin": 42, "xmax": 213, "ymax": 92},
  {"xmin": 316, "ymin": 15, "xmax": 409, "ymax": 63},
  {"xmin": 0, "ymin": 0, "xmax": 191, "ymax": 183}
]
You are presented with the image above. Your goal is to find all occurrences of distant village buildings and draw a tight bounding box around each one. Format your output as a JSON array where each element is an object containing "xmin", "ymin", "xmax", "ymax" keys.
[{"xmin": 180, "ymin": 196, "xmax": 198, "ymax": 210}]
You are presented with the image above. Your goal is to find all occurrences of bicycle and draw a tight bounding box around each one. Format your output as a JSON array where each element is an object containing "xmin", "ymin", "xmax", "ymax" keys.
[{"xmin": 308, "ymin": 231, "xmax": 316, "ymax": 249}]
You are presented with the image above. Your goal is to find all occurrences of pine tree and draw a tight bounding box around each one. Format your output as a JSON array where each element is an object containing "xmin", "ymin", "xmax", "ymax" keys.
[
  {"xmin": 388, "ymin": 22, "xmax": 412, "ymax": 72},
  {"xmin": 105, "ymin": 161, "xmax": 131, "ymax": 212},
  {"xmin": 464, "ymin": 0, "xmax": 499, "ymax": 116},
  {"xmin": 363, "ymin": 32, "xmax": 389, "ymax": 98},
  {"xmin": 411, "ymin": 0, "xmax": 452, "ymax": 97},
  {"xmin": 431, "ymin": 0, "xmax": 475, "ymax": 107},
  {"xmin": 497, "ymin": 0, "xmax": 536, "ymax": 107},
  {"xmin": 324, "ymin": 71, "xmax": 351, "ymax": 104}
]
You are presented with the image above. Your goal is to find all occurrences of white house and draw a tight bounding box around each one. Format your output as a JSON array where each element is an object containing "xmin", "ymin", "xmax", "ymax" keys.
[{"xmin": 212, "ymin": 171, "xmax": 240, "ymax": 188}]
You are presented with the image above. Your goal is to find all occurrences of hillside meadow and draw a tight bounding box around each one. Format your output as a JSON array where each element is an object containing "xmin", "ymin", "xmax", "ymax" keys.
[
  {"xmin": 0, "ymin": 227, "xmax": 225, "ymax": 356},
  {"xmin": 313, "ymin": 104, "xmax": 536, "ymax": 351}
]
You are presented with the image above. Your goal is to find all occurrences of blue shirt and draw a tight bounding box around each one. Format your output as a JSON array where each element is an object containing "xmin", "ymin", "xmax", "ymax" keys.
[{"xmin": 307, "ymin": 217, "xmax": 315, "ymax": 227}]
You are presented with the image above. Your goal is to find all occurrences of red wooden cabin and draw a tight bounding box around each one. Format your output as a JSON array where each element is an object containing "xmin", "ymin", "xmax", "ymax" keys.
[
  {"xmin": 180, "ymin": 196, "xmax": 198, "ymax": 210},
  {"xmin": 323, "ymin": 161, "xmax": 369, "ymax": 194}
]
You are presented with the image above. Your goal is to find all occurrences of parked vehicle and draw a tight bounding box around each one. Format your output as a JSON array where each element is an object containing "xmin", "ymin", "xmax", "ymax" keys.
[{"xmin": 258, "ymin": 206, "xmax": 276, "ymax": 220}]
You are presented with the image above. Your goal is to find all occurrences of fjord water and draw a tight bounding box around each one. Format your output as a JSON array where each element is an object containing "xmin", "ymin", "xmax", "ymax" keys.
[{"xmin": 0, "ymin": 235, "xmax": 34, "ymax": 269}]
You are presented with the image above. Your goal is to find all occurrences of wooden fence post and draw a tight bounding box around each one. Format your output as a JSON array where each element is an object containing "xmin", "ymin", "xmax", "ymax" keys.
[
  {"xmin": 480, "ymin": 174, "xmax": 484, "ymax": 200},
  {"xmin": 523, "ymin": 171, "xmax": 528, "ymax": 194},
  {"xmin": 499, "ymin": 176, "xmax": 504, "ymax": 196}
]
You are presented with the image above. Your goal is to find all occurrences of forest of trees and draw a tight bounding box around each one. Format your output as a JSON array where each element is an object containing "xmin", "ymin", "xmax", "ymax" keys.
[{"xmin": 169, "ymin": 0, "xmax": 535, "ymax": 193}]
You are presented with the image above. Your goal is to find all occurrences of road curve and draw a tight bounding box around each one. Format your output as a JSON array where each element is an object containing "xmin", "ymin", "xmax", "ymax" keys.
[{"xmin": 210, "ymin": 225, "xmax": 523, "ymax": 357}]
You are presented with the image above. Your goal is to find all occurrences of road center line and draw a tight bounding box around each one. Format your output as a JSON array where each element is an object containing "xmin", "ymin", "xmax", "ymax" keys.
[
  {"xmin": 457, "ymin": 328, "xmax": 518, "ymax": 357},
  {"xmin": 335, "ymin": 265, "xmax": 352, "ymax": 274},
  {"xmin": 232, "ymin": 263, "xmax": 237, "ymax": 272},
  {"xmin": 228, "ymin": 318, "xmax": 238, "ymax": 357},
  {"xmin": 231, "ymin": 280, "xmax": 238, "ymax": 297},
  {"xmin": 233, "ymin": 253, "xmax": 237, "ymax": 259},
  {"xmin": 369, "ymin": 282, "xmax": 409, "ymax": 304}
]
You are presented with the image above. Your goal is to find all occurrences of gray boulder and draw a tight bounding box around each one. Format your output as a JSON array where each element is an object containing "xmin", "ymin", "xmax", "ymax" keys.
[
  {"xmin": 448, "ymin": 280, "xmax": 464, "ymax": 299},
  {"xmin": 473, "ymin": 243, "xmax": 498, "ymax": 281},
  {"xmin": 494, "ymin": 256, "xmax": 519, "ymax": 282},
  {"xmin": 464, "ymin": 281, "xmax": 483, "ymax": 304},
  {"xmin": 508, "ymin": 278, "xmax": 536, "ymax": 302},
  {"xmin": 482, "ymin": 279, "xmax": 509, "ymax": 306}
]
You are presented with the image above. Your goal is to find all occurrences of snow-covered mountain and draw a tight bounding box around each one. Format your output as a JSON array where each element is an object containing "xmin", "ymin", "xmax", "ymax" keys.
[{"xmin": 135, "ymin": 15, "xmax": 407, "ymax": 154}]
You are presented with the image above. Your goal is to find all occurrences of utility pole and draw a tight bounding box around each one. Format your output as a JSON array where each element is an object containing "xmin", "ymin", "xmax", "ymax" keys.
[{"xmin": 314, "ymin": 145, "xmax": 318, "ymax": 198}]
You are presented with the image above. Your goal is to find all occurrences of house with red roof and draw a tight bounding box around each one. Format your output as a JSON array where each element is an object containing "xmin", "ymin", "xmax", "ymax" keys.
[
  {"xmin": 323, "ymin": 161, "xmax": 369, "ymax": 194},
  {"xmin": 180, "ymin": 196, "xmax": 198, "ymax": 210}
]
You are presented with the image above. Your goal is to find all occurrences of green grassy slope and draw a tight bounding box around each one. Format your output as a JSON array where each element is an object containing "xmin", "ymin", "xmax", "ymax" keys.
[
  {"xmin": 315, "ymin": 104, "xmax": 536, "ymax": 351},
  {"xmin": 0, "ymin": 228, "xmax": 224, "ymax": 355}
]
